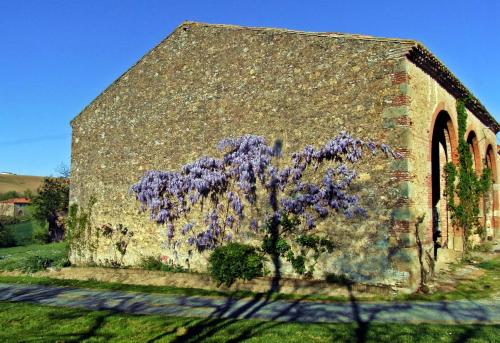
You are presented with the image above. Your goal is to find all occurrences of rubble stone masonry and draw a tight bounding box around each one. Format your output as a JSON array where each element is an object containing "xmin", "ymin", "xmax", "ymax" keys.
[{"xmin": 70, "ymin": 22, "xmax": 498, "ymax": 290}]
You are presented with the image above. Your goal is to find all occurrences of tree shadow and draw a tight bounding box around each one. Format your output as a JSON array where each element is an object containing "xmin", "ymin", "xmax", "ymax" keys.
[
  {"xmin": 439, "ymin": 299, "xmax": 492, "ymax": 343},
  {"xmin": 0, "ymin": 284, "xmax": 117, "ymax": 342},
  {"xmin": 323, "ymin": 264, "xmax": 493, "ymax": 343},
  {"xmin": 324, "ymin": 276, "xmax": 406, "ymax": 343},
  {"xmin": 1, "ymin": 265, "xmax": 495, "ymax": 342},
  {"xmin": 47, "ymin": 310, "xmax": 114, "ymax": 342},
  {"xmin": 166, "ymin": 181, "xmax": 293, "ymax": 341}
]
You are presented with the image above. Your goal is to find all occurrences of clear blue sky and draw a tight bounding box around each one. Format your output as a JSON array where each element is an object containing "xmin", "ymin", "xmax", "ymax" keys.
[{"xmin": 1, "ymin": 0, "xmax": 499, "ymax": 176}]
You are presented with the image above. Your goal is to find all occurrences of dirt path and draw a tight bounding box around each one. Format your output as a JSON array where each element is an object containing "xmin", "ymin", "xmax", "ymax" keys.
[{"xmin": 1, "ymin": 283, "xmax": 499, "ymax": 324}]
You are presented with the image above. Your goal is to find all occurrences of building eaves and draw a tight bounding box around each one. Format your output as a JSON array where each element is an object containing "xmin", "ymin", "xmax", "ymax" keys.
[
  {"xmin": 190, "ymin": 22, "xmax": 498, "ymax": 133},
  {"xmin": 406, "ymin": 44, "xmax": 499, "ymax": 133}
]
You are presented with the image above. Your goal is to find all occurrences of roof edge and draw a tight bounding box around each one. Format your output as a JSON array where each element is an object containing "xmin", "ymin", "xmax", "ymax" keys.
[
  {"xmin": 407, "ymin": 44, "xmax": 499, "ymax": 133},
  {"xmin": 183, "ymin": 21, "xmax": 417, "ymax": 43},
  {"xmin": 70, "ymin": 20, "xmax": 417, "ymax": 126},
  {"xmin": 70, "ymin": 21, "xmax": 498, "ymax": 134},
  {"xmin": 70, "ymin": 21, "xmax": 193, "ymax": 126}
]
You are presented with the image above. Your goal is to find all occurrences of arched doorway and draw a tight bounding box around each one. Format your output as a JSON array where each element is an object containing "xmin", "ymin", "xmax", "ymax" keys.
[
  {"xmin": 466, "ymin": 131, "xmax": 481, "ymax": 173},
  {"xmin": 466, "ymin": 131, "xmax": 486, "ymax": 241},
  {"xmin": 431, "ymin": 111, "xmax": 457, "ymax": 255},
  {"xmin": 484, "ymin": 145, "xmax": 496, "ymax": 239}
]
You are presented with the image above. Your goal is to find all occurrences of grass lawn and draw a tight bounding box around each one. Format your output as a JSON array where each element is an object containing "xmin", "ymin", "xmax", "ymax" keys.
[
  {"xmin": 0, "ymin": 242, "xmax": 67, "ymax": 271},
  {"xmin": 0, "ymin": 237, "xmax": 498, "ymax": 303},
  {"xmin": 0, "ymin": 273, "xmax": 264, "ymax": 300},
  {"xmin": 0, "ymin": 240, "xmax": 498, "ymax": 303},
  {"xmin": 398, "ymin": 257, "xmax": 500, "ymax": 302},
  {"xmin": 0, "ymin": 256, "xmax": 497, "ymax": 303},
  {"xmin": 0, "ymin": 301, "xmax": 498, "ymax": 343}
]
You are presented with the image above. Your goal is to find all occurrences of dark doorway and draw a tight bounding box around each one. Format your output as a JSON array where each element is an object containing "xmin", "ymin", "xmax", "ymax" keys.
[{"xmin": 431, "ymin": 111, "xmax": 456, "ymax": 256}]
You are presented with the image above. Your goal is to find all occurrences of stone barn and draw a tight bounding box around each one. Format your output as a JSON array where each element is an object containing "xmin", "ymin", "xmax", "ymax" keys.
[
  {"xmin": 0, "ymin": 197, "xmax": 31, "ymax": 217},
  {"xmin": 70, "ymin": 22, "xmax": 499, "ymax": 290}
]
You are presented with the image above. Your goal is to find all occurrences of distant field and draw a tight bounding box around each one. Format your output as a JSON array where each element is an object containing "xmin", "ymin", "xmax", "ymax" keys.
[{"xmin": 0, "ymin": 174, "xmax": 44, "ymax": 194}]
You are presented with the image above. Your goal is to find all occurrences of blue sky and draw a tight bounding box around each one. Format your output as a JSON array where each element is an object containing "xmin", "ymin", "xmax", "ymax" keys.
[{"xmin": 1, "ymin": 0, "xmax": 499, "ymax": 176}]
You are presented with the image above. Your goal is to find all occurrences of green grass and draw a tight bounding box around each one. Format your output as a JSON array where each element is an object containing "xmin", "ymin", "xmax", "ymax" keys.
[
  {"xmin": 5, "ymin": 220, "xmax": 46, "ymax": 246},
  {"xmin": 0, "ymin": 274, "xmax": 352, "ymax": 303},
  {"xmin": 0, "ymin": 254, "xmax": 498, "ymax": 303},
  {"xmin": 478, "ymin": 258, "xmax": 500, "ymax": 271},
  {"xmin": 0, "ymin": 301, "xmax": 497, "ymax": 343},
  {"xmin": 0, "ymin": 274, "xmax": 263, "ymax": 299},
  {"xmin": 396, "ymin": 256, "xmax": 500, "ymax": 302},
  {"xmin": 0, "ymin": 243, "xmax": 498, "ymax": 303},
  {"xmin": 0, "ymin": 242, "xmax": 67, "ymax": 271}
]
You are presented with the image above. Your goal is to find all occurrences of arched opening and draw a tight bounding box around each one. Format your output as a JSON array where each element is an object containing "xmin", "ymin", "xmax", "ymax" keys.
[
  {"xmin": 466, "ymin": 131, "xmax": 481, "ymax": 174},
  {"xmin": 467, "ymin": 130, "xmax": 486, "ymax": 236},
  {"xmin": 484, "ymin": 145, "xmax": 496, "ymax": 239},
  {"xmin": 431, "ymin": 111, "xmax": 457, "ymax": 256}
]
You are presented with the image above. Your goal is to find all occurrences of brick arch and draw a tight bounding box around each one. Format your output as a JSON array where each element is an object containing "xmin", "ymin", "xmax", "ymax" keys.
[
  {"xmin": 485, "ymin": 144, "xmax": 497, "ymax": 181},
  {"xmin": 429, "ymin": 108, "xmax": 458, "ymax": 254},
  {"xmin": 484, "ymin": 144, "xmax": 497, "ymax": 238},
  {"xmin": 466, "ymin": 130, "xmax": 482, "ymax": 173},
  {"xmin": 429, "ymin": 103, "xmax": 458, "ymax": 164}
]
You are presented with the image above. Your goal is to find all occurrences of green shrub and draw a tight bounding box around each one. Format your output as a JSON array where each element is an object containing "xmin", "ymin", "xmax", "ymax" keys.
[
  {"xmin": 0, "ymin": 224, "xmax": 16, "ymax": 248},
  {"xmin": 325, "ymin": 273, "xmax": 353, "ymax": 285},
  {"xmin": 0, "ymin": 216, "xmax": 21, "ymax": 226},
  {"xmin": 21, "ymin": 256, "xmax": 54, "ymax": 273},
  {"xmin": 19, "ymin": 205, "xmax": 35, "ymax": 222},
  {"xmin": 19, "ymin": 253, "xmax": 71, "ymax": 273},
  {"xmin": 52, "ymin": 256, "xmax": 71, "ymax": 269},
  {"xmin": 208, "ymin": 243, "xmax": 264, "ymax": 287},
  {"xmin": 140, "ymin": 256, "xmax": 187, "ymax": 273},
  {"xmin": 32, "ymin": 226, "xmax": 50, "ymax": 244},
  {"xmin": 286, "ymin": 252, "xmax": 306, "ymax": 275}
]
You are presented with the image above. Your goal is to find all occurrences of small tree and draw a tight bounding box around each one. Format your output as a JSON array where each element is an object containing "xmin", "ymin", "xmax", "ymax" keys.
[
  {"xmin": 31, "ymin": 177, "xmax": 69, "ymax": 242},
  {"xmin": 444, "ymin": 100, "xmax": 491, "ymax": 256},
  {"xmin": 55, "ymin": 162, "xmax": 71, "ymax": 179},
  {"xmin": 131, "ymin": 132, "xmax": 397, "ymax": 281}
]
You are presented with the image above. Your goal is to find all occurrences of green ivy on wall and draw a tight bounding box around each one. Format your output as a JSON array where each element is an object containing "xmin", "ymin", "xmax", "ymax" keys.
[
  {"xmin": 444, "ymin": 100, "xmax": 491, "ymax": 257},
  {"xmin": 66, "ymin": 197, "xmax": 98, "ymax": 261}
]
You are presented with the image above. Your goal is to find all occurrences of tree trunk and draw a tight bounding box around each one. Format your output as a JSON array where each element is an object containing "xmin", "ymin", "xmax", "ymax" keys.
[{"xmin": 47, "ymin": 213, "xmax": 65, "ymax": 242}]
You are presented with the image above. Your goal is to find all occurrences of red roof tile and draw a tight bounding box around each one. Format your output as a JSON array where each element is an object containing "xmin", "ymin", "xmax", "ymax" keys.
[{"xmin": 0, "ymin": 197, "xmax": 31, "ymax": 204}]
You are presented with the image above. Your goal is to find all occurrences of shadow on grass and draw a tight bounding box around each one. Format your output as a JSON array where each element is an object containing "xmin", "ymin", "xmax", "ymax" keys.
[
  {"xmin": 0, "ymin": 266, "xmax": 495, "ymax": 342},
  {"xmin": 0, "ymin": 282, "xmax": 489, "ymax": 342}
]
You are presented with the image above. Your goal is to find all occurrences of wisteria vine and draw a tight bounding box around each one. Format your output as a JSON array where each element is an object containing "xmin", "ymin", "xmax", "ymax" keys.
[{"xmin": 131, "ymin": 132, "xmax": 398, "ymax": 253}]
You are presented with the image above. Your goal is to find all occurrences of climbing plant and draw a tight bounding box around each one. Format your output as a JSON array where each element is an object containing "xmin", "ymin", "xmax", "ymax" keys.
[
  {"xmin": 444, "ymin": 100, "xmax": 491, "ymax": 256},
  {"xmin": 99, "ymin": 223, "xmax": 134, "ymax": 266},
  {"xmin": 131, "ymin": 132, "xmax": 398, "ymax": 276},
  {"xmin": 66, "ymin": 197, "xmax": 98, "ymax": 261}
]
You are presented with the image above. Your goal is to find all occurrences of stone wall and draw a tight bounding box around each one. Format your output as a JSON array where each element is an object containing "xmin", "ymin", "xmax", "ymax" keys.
[
  {"xmin": 70, "ymin": 22, "xmax": 495, "ymax": 289},
  {"xmin": 0, "ymin": 203, "xmax": 15, "ymax": 217}
]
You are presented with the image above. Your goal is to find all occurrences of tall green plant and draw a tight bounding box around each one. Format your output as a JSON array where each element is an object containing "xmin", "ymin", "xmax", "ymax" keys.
[
  {"xmin": 31, "ymin": 177, "xmax": 69, "ymax": 242},
  {"xmin": 444, "ymin": 100, "xmax": 491, "ymax": 256},
  {"xmin": 66, "ymin": 197, "xmax": 97, "ymax": 260}
]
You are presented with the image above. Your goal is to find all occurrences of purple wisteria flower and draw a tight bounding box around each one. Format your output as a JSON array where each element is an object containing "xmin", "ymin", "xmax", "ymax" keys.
[{"xmin": 131, "ymin": 132, "xmax": 396, "ymax": 251}]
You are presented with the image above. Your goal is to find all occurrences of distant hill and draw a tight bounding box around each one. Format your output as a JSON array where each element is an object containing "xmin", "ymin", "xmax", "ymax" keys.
[{"xmin": 0, "ymin": 174, "xmax": 44, "ymax": 195}]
